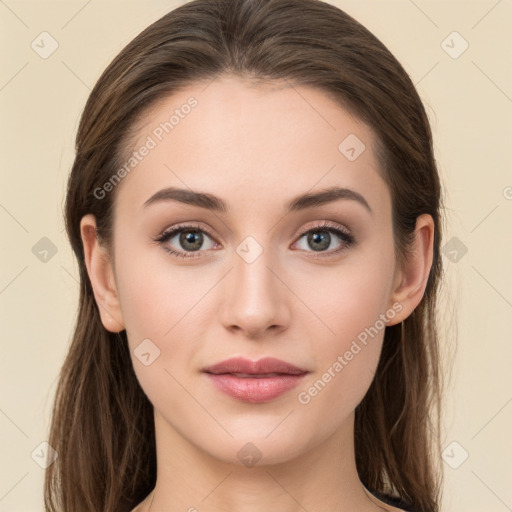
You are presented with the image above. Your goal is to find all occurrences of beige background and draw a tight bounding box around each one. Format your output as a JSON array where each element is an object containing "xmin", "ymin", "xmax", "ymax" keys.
[{"xmin": 1, "ymin": 1, "xmax": 511, "ymax": 510}]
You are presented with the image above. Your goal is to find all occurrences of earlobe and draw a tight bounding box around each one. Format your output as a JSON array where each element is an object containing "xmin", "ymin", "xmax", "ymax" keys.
[
  {"xmin": 387, "ymin": 214, "xmax": 434, "ymax": 326},
  {"xmin": 80, "ymin": 214, "xmax": 125, "ymax": 333}
]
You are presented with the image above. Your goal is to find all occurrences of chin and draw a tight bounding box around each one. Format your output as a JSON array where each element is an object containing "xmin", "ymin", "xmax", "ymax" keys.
[{"xmin": 198, "ymin": 427, "xmax": 316, "ymax": 468}]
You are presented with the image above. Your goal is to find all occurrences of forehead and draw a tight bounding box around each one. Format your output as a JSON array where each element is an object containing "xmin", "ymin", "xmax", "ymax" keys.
[{"xmin": 113, "ymin": 75, "xmax": 389, "ymax": 218}]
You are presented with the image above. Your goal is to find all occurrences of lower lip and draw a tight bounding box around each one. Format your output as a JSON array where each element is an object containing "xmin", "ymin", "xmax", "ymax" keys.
[{"xmin": 205, "ymin": 373, "xmax": 307, "ymax": 403}]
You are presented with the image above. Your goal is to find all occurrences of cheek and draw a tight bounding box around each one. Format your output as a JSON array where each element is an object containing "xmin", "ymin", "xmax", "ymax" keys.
[
  {"xmin": 296, "ymin": 293, "xmax": 387, "ymax": 435},
  {"xmin": 113, "ymin": 232, "xmax": 237, "ymax": 374},
  {"xmin": 295, "ymin": 242, "xmax": 394, "ymax": 416},
  {"xmin": 302, "ymin": 239, "xmax": 394, "ymax": 344},
  {"xmin": 114, "ymin": 237, "xmax": 215, "ymax": 341}
]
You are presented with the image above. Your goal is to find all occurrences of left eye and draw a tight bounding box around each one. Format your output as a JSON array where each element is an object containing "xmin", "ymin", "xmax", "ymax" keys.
[{"xmin": 293, "ymin": 224, "xmax": 354, "ymax": 256}]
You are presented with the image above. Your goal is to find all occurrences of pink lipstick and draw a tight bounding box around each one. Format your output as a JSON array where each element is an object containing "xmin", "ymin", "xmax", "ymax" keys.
[{"xmin": 202, "ymin": 357, "xmax": 308, "ymax": 404}]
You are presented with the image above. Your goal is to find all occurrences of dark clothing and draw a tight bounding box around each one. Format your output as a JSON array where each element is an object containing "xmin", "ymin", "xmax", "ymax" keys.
[{"xmin": 372, "ymin": 490, "xmax": 417, "ymax": 512}]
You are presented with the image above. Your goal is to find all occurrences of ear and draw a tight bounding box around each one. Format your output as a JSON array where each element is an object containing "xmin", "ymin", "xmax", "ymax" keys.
[
  {"xmin": 80, "ymin": 214, "xmax": 125, "ymax": 333},
  {"xmin": 387, "ymin": 213, "xmax": 435, "ymax": 326}
]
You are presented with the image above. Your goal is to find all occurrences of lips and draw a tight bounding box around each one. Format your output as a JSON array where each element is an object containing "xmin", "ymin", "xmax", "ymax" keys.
[
  {"xmin": 202, "ymin": 357, "xmax": 308, "ymax": 376},
  {"xmin": 202, "ymin": 357, "xmax": 309, "ymax": 403}
]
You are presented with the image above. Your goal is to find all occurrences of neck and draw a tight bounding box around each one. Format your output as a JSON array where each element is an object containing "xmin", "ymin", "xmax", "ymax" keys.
[{"xmin": 143, "ymin": 409, "xmax": 390, "ymax": 512}]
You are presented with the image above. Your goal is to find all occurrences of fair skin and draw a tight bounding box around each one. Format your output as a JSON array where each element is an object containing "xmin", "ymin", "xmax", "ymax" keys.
[{"xmin": 81, "ymin": 75, "xmax": 433, "ymax": 512}]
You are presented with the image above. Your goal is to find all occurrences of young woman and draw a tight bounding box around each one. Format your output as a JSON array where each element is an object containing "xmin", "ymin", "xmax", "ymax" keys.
[{"xmin": 45, "ymin": 1, "xmax": 444, "ymax": 511}]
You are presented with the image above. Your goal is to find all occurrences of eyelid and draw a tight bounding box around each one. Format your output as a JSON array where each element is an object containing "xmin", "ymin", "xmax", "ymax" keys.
[
  {"xmin": 156, "ymin": 220, "xmax": 350, "ymax": 243},
  {"xmin": 294, "ymin": 220, "xmax": 351, "ymax": 239},
  {"xmin": 157, "ymin": 222, "xmax": 218, "ymax": 243}
]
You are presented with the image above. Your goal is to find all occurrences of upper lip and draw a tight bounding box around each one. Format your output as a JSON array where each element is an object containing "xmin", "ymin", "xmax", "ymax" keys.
[{"xmin": 202, "ymin": 357, "xmax": 308, "ymax": 376}]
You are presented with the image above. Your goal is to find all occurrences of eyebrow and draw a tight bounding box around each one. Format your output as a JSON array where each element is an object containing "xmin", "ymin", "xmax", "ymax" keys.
[{"xmin": 143, "ymin": 185, "xmax": 372, "ymax": 215}]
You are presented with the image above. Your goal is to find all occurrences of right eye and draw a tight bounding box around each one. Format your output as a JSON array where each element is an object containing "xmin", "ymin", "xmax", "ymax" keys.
[{"xmin": 154, "ymin": 224, "xmax": 220, "ymax": 259}]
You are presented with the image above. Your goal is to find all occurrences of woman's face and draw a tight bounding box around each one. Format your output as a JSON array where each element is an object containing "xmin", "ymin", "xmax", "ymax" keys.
[{"xmin": 89, "ymin": 75, "xmax": 412, "ymax": 465}]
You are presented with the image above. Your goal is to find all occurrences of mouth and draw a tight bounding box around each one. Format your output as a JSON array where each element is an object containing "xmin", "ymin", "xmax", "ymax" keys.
[
  {"xmin": 202, "ymin": 356, "xmax": 308, "ymax": 375},
  {"xmin": 202, "ymin": 357, "xmax": 309, "ymax": 403}
]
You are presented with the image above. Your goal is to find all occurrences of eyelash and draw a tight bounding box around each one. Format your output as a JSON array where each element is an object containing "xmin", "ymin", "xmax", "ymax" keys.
[{"xmin": 153, "ymin": 220, "xmax": 355, "ymax": 260}]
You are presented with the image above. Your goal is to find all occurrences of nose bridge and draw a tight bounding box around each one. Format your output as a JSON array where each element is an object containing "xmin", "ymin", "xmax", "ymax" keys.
[
  {"xmin": 233, "ymin": 236, "xmax": 277, "ymax": 302},
  {"xmin": 220, "ymin": 234, "xmax": 289, "ymax": 336}
]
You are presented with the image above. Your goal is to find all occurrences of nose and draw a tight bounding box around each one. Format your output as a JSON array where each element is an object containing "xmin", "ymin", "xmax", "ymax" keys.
[{"xmin": 219, "ymin": 246, "xmax": 290, "ymax": 339}]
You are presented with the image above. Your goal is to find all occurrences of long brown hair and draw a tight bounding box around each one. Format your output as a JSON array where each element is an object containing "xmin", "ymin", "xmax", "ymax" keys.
[{"xmin": 45, "ymin": 1, "xmax": 444, "ymax": 510}]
